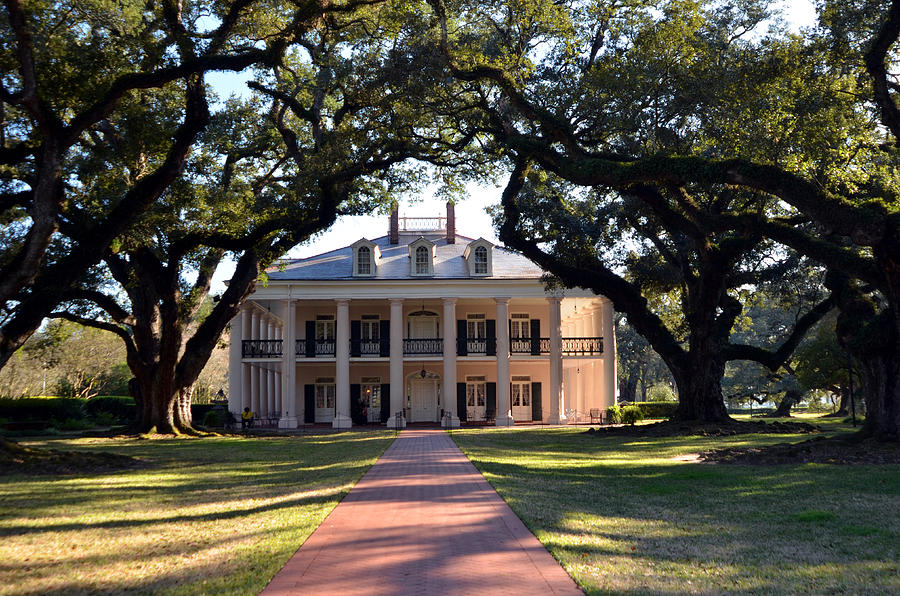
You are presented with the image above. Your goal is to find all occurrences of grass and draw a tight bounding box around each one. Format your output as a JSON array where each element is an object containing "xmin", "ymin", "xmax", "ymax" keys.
[
  {"xmin": 450, "ymin": 417, "xmax": 900, "ymax": 595},
  {"xmin": 0, "ymin": 430, "xmax": 396, "ymax": 595}
]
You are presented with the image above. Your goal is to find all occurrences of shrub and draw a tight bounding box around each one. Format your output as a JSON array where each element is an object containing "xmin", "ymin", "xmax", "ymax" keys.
[
  {"xmin": 54, "ymin": 418, "xmax": 95, "ymax": 431},
  {"xmin": 202, "ymin": 409, "xmax": 225, "ymax": 428},
  {"xmin": 606, "ymin": 404, "xmax": 623, "ymax": 424},
  {"xmin": 192, "ymin": 404, "xmax": 216, "ymax": 422},
  {"xmin": 647, "ymin": 384, "xmax": 676, "ymax": 402},
  {"xmin": 621, "ymin": 405, "xmax": 644, "ymax": 425},
  {"xmin": 633, "ymin": 401, "xmax": 678, "ymax": 419},
  {"xmin": 92, "ymin": 411, "xmax": 120, "ymax": 427},
  {"xmin": 0, "ymin": 397, "xmax": 84, "ymax": 422},
  {"xmin": 84, "ymin": 396, "xmax": 135, "ymax": 423}
]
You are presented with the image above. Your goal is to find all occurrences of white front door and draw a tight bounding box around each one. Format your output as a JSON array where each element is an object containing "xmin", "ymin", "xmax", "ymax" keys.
[
  {"xmin": 466, "ymin": 380, "xmax": 486, "ymax": 421},
  {"xmin": 315, "ymin": 382, "xmax": 335, "ymax": 422},
  {"xmin": 409, "ymin": 379, "xmax": 437, "ymax": 422},
  {"xmin": 511, "ymin": 378, "xmax": 532, "ymax": 421},
  {"xmin": 409, "ymin": 316, "xmax": 438, "ymax": 338}
]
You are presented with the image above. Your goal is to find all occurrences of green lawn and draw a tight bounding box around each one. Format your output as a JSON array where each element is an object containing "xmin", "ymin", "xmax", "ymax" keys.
[
  {"xmin": 451, "ymin": 419, "xmax": 900, "ymax": 595},
  {"xmin": 1, "ymin": 431, "xmax": 396, "ymax": 595}
]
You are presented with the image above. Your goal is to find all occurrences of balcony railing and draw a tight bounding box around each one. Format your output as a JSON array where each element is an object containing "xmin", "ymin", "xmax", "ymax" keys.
[
  {"xmin": 352, "ymin": 338, "xmax": 389, "ymax": 357},
  {"xmin": 561, "ymin": 337, "xmax": 603, "ymax": 355},
  {"xmin": 242, "ymin": 339, "xmax": 283, "ymax": 358},
  {"xmin": 242, "ymin": 335, "xmax": 603, "ymax": 358},
  {"xmin": 510, "ymin": 337, "xmax": 550, "ymax": 355},
  {"xmin": 404, "ymin": 338, "xmax": 443, "ymax": 355}
]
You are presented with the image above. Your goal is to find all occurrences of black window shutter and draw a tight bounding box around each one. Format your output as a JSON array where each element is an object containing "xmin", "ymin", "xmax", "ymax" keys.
[
  {"xmin": 380, "ymin": 383, "xmax": 391, "ymax": 422},
  {"xmin": 456, "ymin": 383, "xmax": 467, "ymax": 422},
  {"xmin": 530, "ymin": 319, "xmax": 541, "ymax": 355},
  {"xmin": 304, "ymin": 384, "xmax": 315, "ymax": 423},
  {"xmin": 486, "ymin": 382, "xmax": 497, "ymax": 419},
  {"xmin": 531, "ymin": 382, "xmax": 542, "ymax": 421},
  {"xmin": 350, "ymin": 384, "xmax": 362, "ymax": 424},
  {"xmin": 456, "ymin": 320, "xmax": 467, "ymax": 356},
  {"xmin": 486, "ymin": 319, "xmax": 497, "ymax": 356},
  {"xmin": 379, "ymin": 320, "xmax": 391, "ymax": 356},
  {"xmin": 304, "ymin": 321, "xmax": 315, "ymax": 357},
  {"xmin": 350, "ymin": 320, "xmax": 361, "ymax": 357}
]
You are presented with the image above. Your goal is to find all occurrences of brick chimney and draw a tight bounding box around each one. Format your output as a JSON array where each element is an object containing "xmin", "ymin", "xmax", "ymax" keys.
[
  {"xmin": 389, "ymin": 204, "xmax": 399, "ymax": 244},
  {"xmin": 446, "ymin": 201, "xmax": 455, "ymax": 244}
]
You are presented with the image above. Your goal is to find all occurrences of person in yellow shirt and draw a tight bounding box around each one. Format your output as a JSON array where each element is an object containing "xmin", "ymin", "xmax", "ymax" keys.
[{"xmin": 241, "ymin": 407, "xmax": 254, "ymax": 429}]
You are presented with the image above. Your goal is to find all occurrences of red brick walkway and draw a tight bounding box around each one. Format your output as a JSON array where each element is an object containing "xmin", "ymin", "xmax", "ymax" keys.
[{"xmin": 262, "ymin": 429, "xmax": 583, "ymax": 595}]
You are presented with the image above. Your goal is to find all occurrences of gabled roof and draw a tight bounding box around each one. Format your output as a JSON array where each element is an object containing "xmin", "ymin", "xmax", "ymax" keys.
[{"xmin": 266, "ymin": 233, "xmax": 544, "ymax": 281}]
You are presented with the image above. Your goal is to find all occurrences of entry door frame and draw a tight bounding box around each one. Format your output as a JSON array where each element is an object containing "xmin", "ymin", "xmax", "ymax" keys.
[{"xmin": 407, "ymin": 374, "xmax": 440, "ymax": 422}]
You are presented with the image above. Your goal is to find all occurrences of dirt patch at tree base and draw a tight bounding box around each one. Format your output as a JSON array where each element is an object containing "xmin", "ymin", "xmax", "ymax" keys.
[
  {"xmin": 0, "ymin": 437, "xmax": 146, "ymax": 475},
  {"xmin": 585, "ymin": 419, "xmax": 819, "ymax": 438},
  {"xmin": 699, "ymin": 436, "xmax": 900, "ymax": 465}
]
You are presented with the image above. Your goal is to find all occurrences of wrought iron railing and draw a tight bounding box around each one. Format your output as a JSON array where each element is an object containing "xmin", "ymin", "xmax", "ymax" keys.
[
  {"xmin": 561, "ymin": 337, "xmax": 603, "ymax": 355},
  {"xmin": 351, "ymin": 338, "xmax": 389, "ymax": 356},
  {"xmin": 466, "ymin": 338, "xmax": 488, "ymax": 354},
  {"xmin": 295, "ymin": 338, "xmax": 336, "ymax": 356},
  {"xmin": 403, "ymin": 338, "xmax": 443, "ymax": 355},
  {"xmin": 242, "ymin": 339, "xmax": 283, "ymax": 358},
  {"xmin": 510, "ymin": 337, "xmax": 551, "ymax": 355}
]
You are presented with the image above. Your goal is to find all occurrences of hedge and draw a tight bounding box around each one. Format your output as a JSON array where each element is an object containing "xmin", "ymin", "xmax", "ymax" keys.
[
  {"xmin": 0, "ymin": 397, "xmax": 85, "ymax": 421},
  {"xmin": 632, "ymin": 401, "xmax": 678, "ymax": 419},
  {"xmin": 84, "ymin": 396, "xmax": 136, "ymax": 422}
]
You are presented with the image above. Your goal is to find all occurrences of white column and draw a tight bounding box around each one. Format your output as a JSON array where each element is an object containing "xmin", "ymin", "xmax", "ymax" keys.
[
  {"xmin": 574, "ymin": 315, "xmax": 587, "ymax": 422},
  {"xmin": 333, "ymin": 299, "xmax": 352, "ymax": 428},
  {"xmin": 548, "ymin": 297, "xmax": 566, "ymax": 424},
  {"xmin": 228, "ymin": 312, "xmax": 242, "ymax": 415},
  {"xmin": 266, "ymin": 321, "xmax": 276, "ymax": 416},
  {"xmin": 250, "ymin": 365, "xmax": 260, "ymax": 418},
  {"xmin": 601, "ymin": 298, "xmax": 617, "ymax": 407},
  {"xmin": 495, "ymin": 298, "xmax": 514, "ymax": 426},
  {"xmin": 442, "ymin": 298, "xmax": 460, "ymax": 428},
  {"xmin": 280, "ymin": 299, "xmax": 298, "ymax": 428},
  {"xmin": 240, "ymin": 308, "xmax": 252, "ymax": 411},
  {"xmin": 388, "ymin": 298, "xmax": 406, "ymax": 428}
]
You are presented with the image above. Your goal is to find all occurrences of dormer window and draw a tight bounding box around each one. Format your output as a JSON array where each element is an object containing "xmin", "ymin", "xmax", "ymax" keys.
[
  {"xmin": 464, "ymin": 238, "xmax": 493, "ymax": 276},
  {"xmin": 415, "ymin": 246, "xmax": 429, "ymax": 274},
  {"xmin": 473, "ymin": 246, "xmax": 488, "ymax": 274},
  {"xmin": 408, "ymin": 236, "xmax": 436, "ymax": 276},
  {"xmin": 351, "ymin": 238, "xmax": 379, "ymax": 277},
  {"xmin": 358, "ymin": 246, "xmax": 371, "ymax": 275}
]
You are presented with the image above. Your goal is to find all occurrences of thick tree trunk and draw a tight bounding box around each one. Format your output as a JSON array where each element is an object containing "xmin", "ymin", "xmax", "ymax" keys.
[
  {"xmin": 823, "ymin": 386, "xmax": 850, "ymax": 417},
  {"xmin": 619, "ymin": 375, "xmax": 637, "ymax": 403},
  {"xmin": 855, "ymin": 340, "xmax": 900, "ymax": 441},
  {"xmin": 768, "ymin": 389, "xmax": 801, "ymax": 417},
  {"xmin": 669, "ymin": 353, "xmax": 731, "ymax": 423}
]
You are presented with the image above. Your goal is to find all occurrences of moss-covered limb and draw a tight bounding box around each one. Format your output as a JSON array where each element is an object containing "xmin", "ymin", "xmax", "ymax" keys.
[
  {"xmin": 724, "ymin": 293, "xmax": 836, "ymax": 370},
  {"xmin": 864, "ymin": 0, "xmax": 900, "ymax": 144},
  {"xmin": 502, "ymin": 132, "xmax": 885, "ymax": 243}
]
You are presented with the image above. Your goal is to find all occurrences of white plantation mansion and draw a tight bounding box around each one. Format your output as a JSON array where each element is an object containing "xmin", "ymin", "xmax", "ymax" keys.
[{"xmin": 227, "ymin": 203, "xmax": 617, "ymax": 428}]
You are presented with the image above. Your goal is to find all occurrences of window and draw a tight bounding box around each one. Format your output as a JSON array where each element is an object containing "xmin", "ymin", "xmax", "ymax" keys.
[
  {"xmin": 415, "ymin": 245, "xmax": 429, "ymax": 274},
  {"xmin": 315, "ymin": 377, "xmax": 336, "ymax": 409},
  {"xmin": 357, "ymin": 246, "xmax": 371, "ymax": 275},
  {"xmin": 362, "ymin": 377, "xmax": 381, "ymax": 418},
  {"xmin": 510, "ymin": 314, "xmax": 530, "ymax": 338},
  {"xmin": 361, "ymin": 314, "xmax": 380, "ymax": 340},
  {"xmin": 467, "ymin": 313, "xmax": 486, "ymax": 339},
  {"xmin": 315, "ymin": 314, "xmax": 335, "ymax": 340},
  {"xmin": 466, "ymin": 376, "xmax": 486, "ymax": 407},
  {"xmin": 511, "ymin": 376, "xmax": 531, "ymax": 407},
  {"xmin": 473, "ymin": 246, "xmax": 488, "ymax": 274}
]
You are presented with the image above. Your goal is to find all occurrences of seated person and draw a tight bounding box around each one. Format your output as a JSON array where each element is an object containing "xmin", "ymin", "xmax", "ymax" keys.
[{"xmin": 241, "ymin": 407, "xmax": 255, "ymax": 429}]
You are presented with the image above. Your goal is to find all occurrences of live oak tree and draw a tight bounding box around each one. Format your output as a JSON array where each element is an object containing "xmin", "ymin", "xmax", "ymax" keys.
[
  {"xmin": 0, "ymin": 0, "xmax": 385, "ymax": 370},
  {"xmin": 53, "ymin": 4, "xmax": 483, "ymax": 434},
  {"xmin": 432, "ymin": 0, "xmax": 841, "ymax": 422}
]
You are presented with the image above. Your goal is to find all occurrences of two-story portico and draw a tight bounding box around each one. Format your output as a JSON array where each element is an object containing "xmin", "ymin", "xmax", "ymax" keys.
[{"xmin": 227, "ymin": 204, "xmax": 616, "ymax": 428}]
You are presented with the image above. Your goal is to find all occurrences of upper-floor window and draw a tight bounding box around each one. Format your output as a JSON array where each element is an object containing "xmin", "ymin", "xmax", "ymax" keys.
[
  {"xmin": 473, "ymin": 246, "xmax": 488, "ymax": 274},
  {"xmin": 357, "ymin": 246, "xmax": 371, "ymax": 275},
  {"xmin": 415, "ymin": 245, "xmax": 429, "ymax": 274}
]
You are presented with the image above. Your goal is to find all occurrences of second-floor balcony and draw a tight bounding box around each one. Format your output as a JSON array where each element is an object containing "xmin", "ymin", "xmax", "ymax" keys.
[
  {"xmin": 242, "ymin": 335, "xmax": 603, "ymax": 359},
  {"xmin": 403, "ymin": 338, "xmax": 443, "ymax": 355}
]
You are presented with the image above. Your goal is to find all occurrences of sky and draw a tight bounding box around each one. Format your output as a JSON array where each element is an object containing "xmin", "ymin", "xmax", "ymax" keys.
[{"xmin": 207, "ymin": 0, "xmax": 818, "ymax": 291}]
